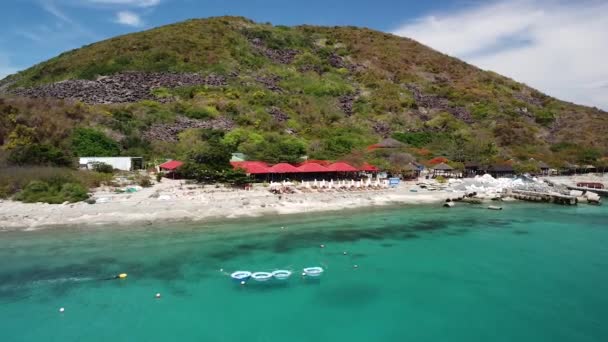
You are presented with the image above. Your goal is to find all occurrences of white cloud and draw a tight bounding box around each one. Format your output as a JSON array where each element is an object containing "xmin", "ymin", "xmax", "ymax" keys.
[
  {"xmin": 87, "ymin": 0, "xmax": 160, "ymax": 7},
  {"xmin": 393, "ymin": 0, "xmax": 608, "ymax": 110},
  {"xmin": 115, "ymin": 11, "xmax": 143, "ymax": 26},
  {"xmin": 41, "ymin": 0, "xmax": 76, "ymax": 24}
]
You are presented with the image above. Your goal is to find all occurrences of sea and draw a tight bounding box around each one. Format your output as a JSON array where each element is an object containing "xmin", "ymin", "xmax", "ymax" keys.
[{"xmin": 1, "ymin": 202, "xmax": 608, "ymax": 342}]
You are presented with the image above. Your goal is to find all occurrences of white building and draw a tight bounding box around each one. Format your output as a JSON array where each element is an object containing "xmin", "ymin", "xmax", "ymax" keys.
[{"xmin": 79, "ymin": 157, "xmax": 143, "ymax": 171}]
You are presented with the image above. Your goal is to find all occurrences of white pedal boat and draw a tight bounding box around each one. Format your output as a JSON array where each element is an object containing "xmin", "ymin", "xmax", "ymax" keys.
[
  {"xmin": 230, "ymin": 271, "xmax": 252, "ymax": 282},
  {"xmin": 251, "ymin": 272, "xmax": 273, "ymax": 282},
  {"xmin": 272, "ymin": 270, "xmax": 292, "ymax": 280},
  {"xmin": 303, "ymin": 267, "xmax": 324, "ymax": 277}
]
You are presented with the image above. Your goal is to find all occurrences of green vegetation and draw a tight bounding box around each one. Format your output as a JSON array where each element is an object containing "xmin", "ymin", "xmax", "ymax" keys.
[
  {"xmin": 0, "ymin": 167, "xmax": 111, "ymax": 201},
  {"xmin": 0, "ymin": 16, "xmax": 606, "ymax": 194},
  {"xmin": 71, "ymin": 128, "xmax": 120, "ymax": 157}
]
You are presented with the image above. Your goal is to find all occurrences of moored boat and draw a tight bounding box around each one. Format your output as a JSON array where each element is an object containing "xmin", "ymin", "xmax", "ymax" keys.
[
  {"xmin": 303, "ymin": 267, "xmax": 324, "ymax": 277},
  {"xmin": 272, "ymin": 270, "xmax": 292, "ymax": 280},
  {"xmin": 251, "ymin": 272, "xmax": 273, "ymax": 282}
]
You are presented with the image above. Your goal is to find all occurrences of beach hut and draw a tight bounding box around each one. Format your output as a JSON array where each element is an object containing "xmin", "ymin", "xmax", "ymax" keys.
[
  {"xmin": 487, "ymin": 164, "xmax": 515, "ymax": 178},
  {"xmin": 159, "ymin": 160, "xmax": 184, "ymax": 172},
  {"xmin": 538, "ymin": 161, "xmax": 550, "ymax": 175},
  {"xmin": 464, "ymin": 162, "xmax": 482, "ymax": 177},
  {"xmin": 401, "ymin": 163, "xmax": 420, "ymax": 180},
  {"xmin": 268, "ymin": 163, "xmax": 301, "ymax": 181},
  {"xmin": 231, "ymin": 161, "xmax": 271, "ymax": 181},
  {"xmin": 327, "ymin": 162, "xmax": 358, "ymax": 172},
  {"xmin": 432, "ymin": 163, "xmax": 454, "ymax": 178},
  {"xmin": 359, "ymin": 162, "xmax": 379, "ymax": 172},
  {"xmin": 295, "ymin": 163, "xmax": 331, "ymax": 181}
]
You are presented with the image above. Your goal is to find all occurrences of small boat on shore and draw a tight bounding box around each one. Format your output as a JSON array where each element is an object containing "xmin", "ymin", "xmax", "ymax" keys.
[
  {"xmin": 272, "ymin": 270, "xmax": 292, "ymax": 280},
  {"xmin": 251, "ymin": 272, "xmax": 273, "ymax": 282},
  {"xmin": 230, "ymin": 271, "xmax": 252, "ymax": 282},
  {"xmin": 303, "ymin": 267, "xmax": 324, "ymax": 277}
]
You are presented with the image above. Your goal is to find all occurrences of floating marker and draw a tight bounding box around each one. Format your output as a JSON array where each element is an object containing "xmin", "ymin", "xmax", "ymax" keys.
[
  {"xmin": 301, "ymin": 272, "xmax": 306, "ymax": 276},
  {"xmin": 343, "ymin": 251, "xmax": 348, "ymax": 255},
  {"xmin": 240, "ymin": 281, "xmax": 245, "ymax": 285},
  {"xmin": 117, "ymin": 273, "xmax": 127, "ymax": 279},
  {"xmin": 354, "ymin": 265, "xmax": 359, "ymax": 269},
  {"xmin": 155, "ymin": 293, "xmax": 161, "ymax": 299},
  {"xmin": 59, "ymin": 307, "xmax": 65, "ymax": 313},
  {"xmin": 320, "ymin": 244, "xmax": 325, "ymax": 248}
]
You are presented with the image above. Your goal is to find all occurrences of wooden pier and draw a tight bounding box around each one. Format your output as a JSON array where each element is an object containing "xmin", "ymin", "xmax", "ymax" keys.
[
  {"xmin": 506, "ymin": 189, "xmax": 577, "ymax": 205},
  {"xmin": 565, "ymin": 186, "xmax": 608, "ymax": 197}
]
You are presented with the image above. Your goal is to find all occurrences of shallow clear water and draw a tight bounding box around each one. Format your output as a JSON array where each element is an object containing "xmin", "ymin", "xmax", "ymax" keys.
[{"xmin": 1, "ymin": 203, "xmax": 608, "ymax": 342}]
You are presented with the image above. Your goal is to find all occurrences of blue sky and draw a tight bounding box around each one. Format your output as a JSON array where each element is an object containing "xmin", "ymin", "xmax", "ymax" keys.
[{"xmin": 1, "ymin": 0, "xmax": 607, "ymax": 109}]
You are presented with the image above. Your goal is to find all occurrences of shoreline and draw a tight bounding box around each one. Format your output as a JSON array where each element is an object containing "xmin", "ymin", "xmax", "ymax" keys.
[{"xmin": 0, "ymin": 179, "xmax": 464, "ymax": 231}]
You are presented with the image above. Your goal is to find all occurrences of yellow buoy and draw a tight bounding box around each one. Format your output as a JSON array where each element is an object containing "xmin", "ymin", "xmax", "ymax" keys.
[{"xmin": 118, "ymin": 273, "xmax": 127, "ymax": 279}]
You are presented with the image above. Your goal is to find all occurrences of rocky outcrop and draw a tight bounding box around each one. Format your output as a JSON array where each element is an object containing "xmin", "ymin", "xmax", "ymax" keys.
[
  {"xmin": 9, "ymin": 72, "xmax": 227, "ymax": 104},
  {"xmin": 143, "ymin": 116, "xmax": 234, "ymax": 142},
  {"xmin": 405, "ymin": 84, "xmax": 472, "ymax": 123},
  {"xmin": 267, "ymin": 106, "xmax": 289, "ymax": 122},
  {"xmin": 338, "ymin": 90, "xmax": 360, "ymax": 116},
  {"xmin": 250, "ymin": 38, "xmax": 298, "ymax": 64},
  {"xmin": 255, "ymin": 75, "xmax": 283, "ymax": 92}
]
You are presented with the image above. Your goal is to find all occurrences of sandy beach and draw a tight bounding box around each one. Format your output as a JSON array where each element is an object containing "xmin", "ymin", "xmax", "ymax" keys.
[{"xmin": 0, "ymin": 179, "xmax": 464, "ymax": 230}]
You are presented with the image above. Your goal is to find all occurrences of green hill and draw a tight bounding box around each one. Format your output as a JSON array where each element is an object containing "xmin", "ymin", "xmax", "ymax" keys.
[{"xmin": 1, "ymin": 16, "xmax": 607, "ymax": 171}]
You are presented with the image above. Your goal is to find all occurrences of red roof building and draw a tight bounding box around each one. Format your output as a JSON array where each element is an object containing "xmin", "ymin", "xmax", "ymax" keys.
[
  {"xmin": 297, "ymin": 163, "xmax": 330, "ymax": 173},
  {"xmin": 231, "ymin": 161, "xmax": 271, "ymax": 174},
  {"xmin": 360, "ymin": 162, "xmax": 379, "ymax": 172},
  {"xmin": 159, "ymin": 160, "xmax": 184, "ymax": 171},
  {"xmin": 327, "ymin": 162, "xmax": 359, "ymax": 172},
  {"xmin": 268, "ymin": 163, "xmax": 301, "ymax": 173}
]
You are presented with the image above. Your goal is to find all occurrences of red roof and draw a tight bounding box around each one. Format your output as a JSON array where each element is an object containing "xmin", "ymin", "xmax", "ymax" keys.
[
  {"xmin": 299, "ymin": 159, "xmax": 331, "ymax": 166},
  {"xmin": 231, "ymin": 161, "xmax": 270, "ymax": 174},
  {"xmin": 269, "ymin": 163, "xmax": 301, "ymax": 173},
  {"xmin": 297, "ymin": 163, "xmax": 330, "ymax": 173},
  {"xmin": 360, "ymin": 162, "xmax": 379, "ymax": 172},
  {"xmin": 327, "ymin": 162, "xmax": 358, "ymax": 172},
  {"xmin": 159, "ymin": 160, "xmax": 184, "ymax": 170}
]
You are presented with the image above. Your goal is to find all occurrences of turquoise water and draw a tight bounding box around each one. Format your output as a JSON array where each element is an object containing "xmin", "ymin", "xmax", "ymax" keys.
[{"xmin": 1, "ymin": 203, "xmax": 608, "ymax": 341}]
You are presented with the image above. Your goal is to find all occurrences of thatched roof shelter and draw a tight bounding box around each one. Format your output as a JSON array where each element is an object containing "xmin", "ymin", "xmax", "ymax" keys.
[
  {"xmin": 433, "ymin": 163, "xmax": 454, "ymax": 171},
  {"xmin": 487, "ymin": 164, "xmax": 514, "ymax": 172}
]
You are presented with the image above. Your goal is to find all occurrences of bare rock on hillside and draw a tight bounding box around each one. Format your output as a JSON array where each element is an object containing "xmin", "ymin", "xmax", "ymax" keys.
[
  {"xmin": 9, "ymin": 72, "xmax": 227, "ymax": 104},
  {"xmin": 267, "ymin": 106, "xmax": 289, "ymax": 122},
  {"xmin": 255, "ymin": 75, "xmax": 283, "ymax": 92},
  {"xmin": 338, "ymin": 89, "xmax": 360, "ymax": 116},
  {"xmin": 405, "ymin": 84, "xmax": 472, "ymax": 123},
  {"xmin": 143, "ymin": 116, "xmax": 235, "ymax": 142},
  {"xmin": 250, "ymin": 38, "xmax": 298, "ymax": 64}
]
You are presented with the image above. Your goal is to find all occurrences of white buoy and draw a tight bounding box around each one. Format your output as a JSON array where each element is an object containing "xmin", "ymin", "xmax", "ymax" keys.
[
  {"xmin": 354, "ymin": 265, "xmax": 359, "ymax": 268},
  {"xmin": 59, "ymin": 307, "xmax": 65, "ymax": 313},
  {"xmin": 301, "ymin": 272, "xmax": 306, "ymax": 276},
  {"xmin": 320, "ymin": 244, "xmax": 325, "ymax": 248},
  {"xmin": 240, "ymin": 281, "xmax": 246, "ymax": 285},
  {"xmin": 343, "ymin": 251, "xmax": 347, "ymax": 255},
  {"xmin": 220, "ymin": 268, "xmax": 223, "ymax": 272},
  {"xmin": 155, "ymin": 293, "xmax": 161, "ymax": 299},
  {"xmin": 281, "ymin": 226, "xmax": 285, "ymax": 229}
]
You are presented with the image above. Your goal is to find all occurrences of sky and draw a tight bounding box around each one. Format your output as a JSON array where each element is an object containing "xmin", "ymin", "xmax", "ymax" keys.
[{"xmin": 0, "ymin": 0, "xmax": 606, "ymax": 110}]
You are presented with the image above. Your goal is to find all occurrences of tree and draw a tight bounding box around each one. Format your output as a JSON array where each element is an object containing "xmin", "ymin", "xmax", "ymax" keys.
[
  {"xmin": 8, "ymin": 144, "xmax": 73, "ymax": 167},
  {"xmin": 71, "ymin": 128, "xmax": 120, "ymax": 157}
]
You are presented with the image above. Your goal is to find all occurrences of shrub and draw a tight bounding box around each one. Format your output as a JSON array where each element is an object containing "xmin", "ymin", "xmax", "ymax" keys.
[
  {"xmin": 14, "ymin": 181, "xmax": 89, "ymax": 204},
  {"xmin": 7, "ymin": 144, "xmax": 73, "ymax": 167},
  {"xmin": 435, "ymin": 175, "xmax": 446, "ymax": 183},
  {"xmin": 91, "ymin": 162, "xmax": 114, "ymax": 173},
  {"xmin": 71, "ymin": 128, "xmax": 120, "ymax": 157},
  {"xmin": 137, "ymin": 174, "xmax": 152, "ymax": 187}
]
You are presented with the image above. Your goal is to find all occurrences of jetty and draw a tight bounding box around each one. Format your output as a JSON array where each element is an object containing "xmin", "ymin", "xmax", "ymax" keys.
[
  {"xmin": 564, "ymin": 185, "xmax": 608, "ymax": 197},
  {"xmin": 506, "ymin": 189, "xmax": 577, "ymax": 205}
]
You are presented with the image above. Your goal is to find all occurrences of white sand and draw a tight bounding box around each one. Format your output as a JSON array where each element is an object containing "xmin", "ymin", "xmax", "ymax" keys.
[{"xmin": 0, "ymin": 179, "xmax": 464, "ymax": 230}]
